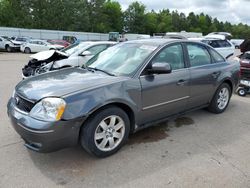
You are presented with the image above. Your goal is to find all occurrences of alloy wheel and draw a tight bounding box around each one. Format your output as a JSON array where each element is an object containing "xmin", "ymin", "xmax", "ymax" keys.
[
  {"xmin": 217, "ymin": 87, "xmax": 229, "ymax": 110},
  {"xmin": 94, "ymin": 115, "xmax": 125, "ymax": 152}
]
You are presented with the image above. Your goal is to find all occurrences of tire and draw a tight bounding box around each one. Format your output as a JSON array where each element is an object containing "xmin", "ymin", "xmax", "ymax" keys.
[
  {"xmin": 80, "ymin": 106, "xmax": 130, "ymax": 158},
  {"xmin": 49, "ymin": 48, "xmax": 55, "ymax": 50},
  {"xmin": 238, "ymin": 88, "xmax": 246, "ymax": 97},
  {"xmin": 24, "ymin": 47, "xmax": 31, "ymax": 54},
  {"xmin": 208, "ymin": 83, "xmax": 231, "ymax": 114},
  {"xmin": 5, "ymin": 45, "xmax": 12, "ymax": 52}
]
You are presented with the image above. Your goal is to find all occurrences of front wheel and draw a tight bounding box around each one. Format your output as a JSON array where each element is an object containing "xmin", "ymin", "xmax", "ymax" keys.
[
  {"xmin": 6, "ymin": 45, "xmax": 12, "ymax": 52},
  {"xmin": 24, "ymin": 47, "xmax": 31, "ymax": 54},
  {"xmin": 80, "ymin": 106, "xmax": 130, "ymax": 158},
  {"xmin": 208, "ymin": 83, "xmax": 231, "ymax": 114}
]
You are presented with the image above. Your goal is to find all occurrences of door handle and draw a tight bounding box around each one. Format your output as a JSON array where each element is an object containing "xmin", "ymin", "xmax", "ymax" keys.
[{"xmin": 176, "ymin": 79, "xmax": 186, "ymax": 86}]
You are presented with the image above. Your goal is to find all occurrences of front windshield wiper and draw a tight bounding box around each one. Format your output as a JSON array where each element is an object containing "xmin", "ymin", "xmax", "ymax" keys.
[{"xmin": 86, "ymin": 67, "xmax": 116, "ymax": 76}]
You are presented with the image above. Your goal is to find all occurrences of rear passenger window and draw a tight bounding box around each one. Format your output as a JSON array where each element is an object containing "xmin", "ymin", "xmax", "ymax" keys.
[
  {"xmin": 187, "ymin": 44, "xmax": 211, "ymax": 67},
  {"xmin": 210, "ymin": 49, "xmax": 225, "ymax": 63},
  {"xmin": 152, "ymin": 44, "xmax": 184, "ymax": 70}
]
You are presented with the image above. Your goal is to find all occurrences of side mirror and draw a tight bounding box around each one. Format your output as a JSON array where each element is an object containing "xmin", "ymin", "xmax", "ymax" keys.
[
  {"xmin": 80, "ymin": 50, "xmax": 92, "ymax": 56},
  {"xmin": 148, "ymin": 63, "xmax": 172, "ymax": 74}
]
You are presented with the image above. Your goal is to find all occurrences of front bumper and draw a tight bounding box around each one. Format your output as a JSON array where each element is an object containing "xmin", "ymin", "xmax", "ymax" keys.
[
  {"xmin": 7, "ymin": 98, "xmax": 85, "ymax": 153},
  {"xmin": 10, "ymin": 45, "xmax": 20, "ymax": 51}
]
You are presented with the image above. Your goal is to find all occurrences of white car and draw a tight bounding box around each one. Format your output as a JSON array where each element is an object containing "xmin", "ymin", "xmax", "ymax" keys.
[
  {"xmin": 10, "ymin": 36, "xmax": 31, "ymax": 46},
  {"xmin": 22, "ymin": 41, "xmax": 117, "ymax": 78},
  {"xmin": 0, "ymin": 36, "xmax": 20, "ymax": 52},
  {"xmin": 20, "ymin": 39, "xmax": 64, "ymax": 53},
  {"xmin": 189, "ymin": 35, "xmax": 235, "ymax": 59},
  {"xmin": 230, "ymin": 39, "xmax": 244, "ymax": 49}
]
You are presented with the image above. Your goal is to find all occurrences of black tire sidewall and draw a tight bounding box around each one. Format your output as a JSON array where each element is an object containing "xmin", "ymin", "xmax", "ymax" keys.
[
  {"xmin": 6, "ymin": 45, "xmax": 11, "ymax": 52},
  {"xmin": 80, "ymin": 106, "xmax": 130, "ymax": 158},
  {"xmin": 25, "ymin": 47, "xmax": 31, "ymax": 53},
  {"xmin": 208, "ymin": 83, "xmax": 232, "ymax": 114}
]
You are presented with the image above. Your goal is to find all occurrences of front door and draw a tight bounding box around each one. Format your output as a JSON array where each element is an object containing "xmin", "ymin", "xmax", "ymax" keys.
[{"xmin": 139, "ymin": 43, "xmax": 190, "ymax": 124}]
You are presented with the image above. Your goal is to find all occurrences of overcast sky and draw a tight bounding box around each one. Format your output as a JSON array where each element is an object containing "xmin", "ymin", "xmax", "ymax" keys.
[{"xmin": 118, "ymin": 0, "xmax": 250, "ymax": 25}]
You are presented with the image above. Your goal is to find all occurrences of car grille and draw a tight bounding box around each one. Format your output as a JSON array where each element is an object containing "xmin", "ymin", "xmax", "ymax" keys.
[{"xmin": 14, "ymin": 94, "xmax": 35, "ymax": 113}]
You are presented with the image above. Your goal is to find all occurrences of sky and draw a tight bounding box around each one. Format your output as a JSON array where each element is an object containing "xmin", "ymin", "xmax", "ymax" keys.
[{"xmin": 118, "ymin": 0, "xmax": 250, "ymax": 25}]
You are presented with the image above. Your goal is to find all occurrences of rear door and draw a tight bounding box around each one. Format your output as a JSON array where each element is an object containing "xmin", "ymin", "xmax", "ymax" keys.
[
  {"xmin": 185, "ymin": 42, "xmax": 222, "ymax": 108},
  {"xmin": 140, "ymin": 43, "xmax": 190, "ymax": 123}
]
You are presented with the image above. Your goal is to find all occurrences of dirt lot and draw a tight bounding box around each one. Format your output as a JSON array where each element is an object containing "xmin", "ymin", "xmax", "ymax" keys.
[{"xmin": 0, "ymin": 52, "xmax": 250, "ymax": 188}]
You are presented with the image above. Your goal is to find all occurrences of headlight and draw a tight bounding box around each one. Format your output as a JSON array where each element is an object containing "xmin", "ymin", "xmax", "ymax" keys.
[{"xmin": 30, "ymin": 97, "xmax": 66, "ymax": 121}]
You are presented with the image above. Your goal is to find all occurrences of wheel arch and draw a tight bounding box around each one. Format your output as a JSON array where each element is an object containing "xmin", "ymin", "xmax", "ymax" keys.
[
  {"xmin": 79, "ymin": 102, "xmax": 136, "ymax": 139},
  {"xmin": 221, "ymin": 78, "xmax": 233, "ymax": 96}
]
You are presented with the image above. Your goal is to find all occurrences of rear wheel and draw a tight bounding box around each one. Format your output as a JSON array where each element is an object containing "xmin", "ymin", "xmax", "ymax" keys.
[
  {"xmin": 24, "ymin": 47, "xmax": 31, "ymax": 54},
  {"xmin": 80, "ymin": 106, "xmax": 130, "ymax": 158},
  {"xmin": 208, "ymin": 83, "xmax": 231, "ymax": 114}
]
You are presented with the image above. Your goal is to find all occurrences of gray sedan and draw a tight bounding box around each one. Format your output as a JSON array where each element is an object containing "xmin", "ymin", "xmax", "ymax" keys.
[{"xmin": 7, "ymin": 39, "xmax": 240, "ymax": 157}]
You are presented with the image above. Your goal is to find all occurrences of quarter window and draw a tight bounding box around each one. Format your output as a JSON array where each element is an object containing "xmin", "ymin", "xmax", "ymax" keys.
[
  {"xmin": 187, "ymin": 44, "xmax": 211, "ymax": 67},
  {"xmin": 152, "ymin": 44, "xmax": 184, "ymax": 70}
]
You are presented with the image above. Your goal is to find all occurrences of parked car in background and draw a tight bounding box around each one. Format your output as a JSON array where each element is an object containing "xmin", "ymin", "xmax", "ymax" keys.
[
  {"xmin": 11, "ymin": 36, "xmax": 31, "ymax": 45},
  {"xmin": 0, "ymin": 36, "xmax": 20, "ymax": 52},
  {"xmin": 230, "ymin": 39, "xmax": 244, "ymax": 49},
  {"xmin": 239, "ymin": 39, "xmax": 250, "ymax": 53},
  {"xmin": 22, "ymin": 41, "xmax": 117, "ymax": 78},
  {"xmin": 47, "ymin": 40, "xmax": 70, "ymax": 48},
  {"xmin": 20, "ymin": 39, "xmax": 64, "ymax": 53},
  {"xmin": 233, "ymin": 52, "xmax": 250, "ymax": 96},
  {"xmin": 8, "ymin": 39, "xmax": 240, "ymax": 157},
  {"xmin": 189, "ymin": 35, "xmax": 235, "ymax": 59},
  {"xmin": 9, "ymin": 36, "xmax": 31, "ymax": 51}
]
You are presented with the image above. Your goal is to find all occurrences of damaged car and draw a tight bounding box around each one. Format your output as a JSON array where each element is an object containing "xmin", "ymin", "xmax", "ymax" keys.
[{"xmin": 22, "ymin": 41, "xmax": 117, "ymax": 78}]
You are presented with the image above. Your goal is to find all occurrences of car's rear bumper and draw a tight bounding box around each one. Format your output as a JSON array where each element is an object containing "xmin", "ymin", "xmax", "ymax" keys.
[{"xmin": 7, "ymin": 98, "xmax": 85, "ymax": 153}]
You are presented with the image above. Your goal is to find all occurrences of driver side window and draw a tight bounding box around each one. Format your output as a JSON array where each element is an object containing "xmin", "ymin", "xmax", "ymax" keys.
[{"xmin": 152, "ymin": 44, "xmax": 184, "ymax": 70}]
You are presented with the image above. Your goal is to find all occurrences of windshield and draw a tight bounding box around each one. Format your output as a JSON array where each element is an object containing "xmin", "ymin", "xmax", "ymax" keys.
[
  {"xmin": 86, "ymin": 43, "xmax": 158, "ymax": 76},
  {"xmin": 61, "ymin": 42, "xmax": 91, "ymax": 55}
]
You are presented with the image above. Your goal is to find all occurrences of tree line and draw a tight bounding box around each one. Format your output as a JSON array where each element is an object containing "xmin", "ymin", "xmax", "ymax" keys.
[{"xmin": 0, "ymin": 0, "xmax": 250, "ymax": 38}]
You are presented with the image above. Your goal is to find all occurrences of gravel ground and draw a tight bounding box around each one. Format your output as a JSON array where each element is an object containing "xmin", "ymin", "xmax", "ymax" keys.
[{"xmin": 0, "ymin": 52, "xmax": 250, "ymax": 188}]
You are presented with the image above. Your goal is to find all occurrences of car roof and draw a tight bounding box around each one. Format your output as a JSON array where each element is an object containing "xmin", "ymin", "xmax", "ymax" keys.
[
  {"xmin": 80, "ymin": 41, "xmax": 117, "ymax": 45},
  {"xmin": 124, "ymin": 38, "xmax": 180, "ymax": 46}
]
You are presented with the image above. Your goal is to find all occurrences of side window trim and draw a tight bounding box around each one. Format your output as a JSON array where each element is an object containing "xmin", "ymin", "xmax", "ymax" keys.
[{"xmin": 150, "ymin": 43, "xmax": 186, "ymax": 68}]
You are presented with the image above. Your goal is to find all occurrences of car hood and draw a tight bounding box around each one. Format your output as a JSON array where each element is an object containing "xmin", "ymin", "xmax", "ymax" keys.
[
  {"xmin": 30, "ymin": 50, "xmax": 68, "ymax": 61},
  {"xmin": 16, "ymin": 68, "xmax": 126, "ymax": 101}
]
